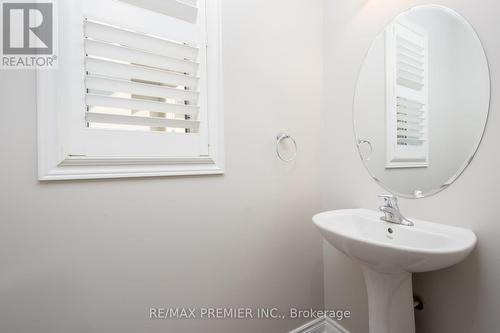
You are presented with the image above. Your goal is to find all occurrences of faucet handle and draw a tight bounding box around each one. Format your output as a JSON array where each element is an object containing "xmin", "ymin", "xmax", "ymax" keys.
[{"xmin": 378, "ymin": 194, "xmax": 398, "ymax": 207}]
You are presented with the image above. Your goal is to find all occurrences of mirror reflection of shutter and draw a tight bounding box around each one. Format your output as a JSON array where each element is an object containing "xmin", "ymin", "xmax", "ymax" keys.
[{"xmin": 385, "ymin": 20, "xmax": 429, "ymax": 168}]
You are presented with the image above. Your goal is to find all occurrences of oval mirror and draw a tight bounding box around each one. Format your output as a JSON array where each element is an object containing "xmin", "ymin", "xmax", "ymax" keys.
[{"xmin": 353, "ymin": 5, "xmax": 490, "ymax": 198}]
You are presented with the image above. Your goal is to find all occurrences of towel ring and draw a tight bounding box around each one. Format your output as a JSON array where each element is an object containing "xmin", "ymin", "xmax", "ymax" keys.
[
  {"xmin": 357, "ymin": 139, "xmax": 373, "ymax": 161},
  {"xmin": 276, "ymin": 133, "xmax": 298, "ymax": 163}
]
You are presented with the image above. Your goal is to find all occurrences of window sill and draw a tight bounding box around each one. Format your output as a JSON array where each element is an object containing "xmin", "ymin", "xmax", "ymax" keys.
[{"xmin": 38, "ymin": 156, "xmax": 224, "ymax": 181}]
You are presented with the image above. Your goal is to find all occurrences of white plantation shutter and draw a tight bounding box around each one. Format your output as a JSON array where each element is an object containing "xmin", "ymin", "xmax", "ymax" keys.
[
  {"xmin": 37, "ymin": 0, "xmax": 223, "ymax": 180},
  {"xmin": 55, "ymin": 0, "xmax": 210, "ymax": 158},
  {"xmin": 83, "ymin": 20, "xmax": 201, "ymax": 133},
  {"xmin": 385, "ymin": 20, "xmax": 429, "ymax": 168}
]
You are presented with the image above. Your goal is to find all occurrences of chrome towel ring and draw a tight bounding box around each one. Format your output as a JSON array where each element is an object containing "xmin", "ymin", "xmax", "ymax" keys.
[
  {"xmin": 357, "ymin": 139, "xmax": 373, "ymax": 161},
  {"xmin": 276, "ymin": 133, "xmax": 297, "ymax": 163}
]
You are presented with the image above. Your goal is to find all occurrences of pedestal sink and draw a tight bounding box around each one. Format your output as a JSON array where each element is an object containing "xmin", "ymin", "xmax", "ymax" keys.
[{"xmin": 313, "ymin": 209, "xmax": 477, "ymax": 333}]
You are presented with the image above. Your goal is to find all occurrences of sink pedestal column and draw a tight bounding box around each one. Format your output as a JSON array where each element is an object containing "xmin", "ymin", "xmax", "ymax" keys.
[{"xmin": 361, "ymin": 265, "xmax": 415, "ymax": 333}]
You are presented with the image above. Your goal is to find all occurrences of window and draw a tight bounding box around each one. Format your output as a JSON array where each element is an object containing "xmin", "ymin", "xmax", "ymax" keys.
[
  {"xmin": 385, "ymin": 19, "xmax": 429, "ymax": 168},
  {"xmin": 37, "ymin": 0, "xmax": 223, "ymax": 180}
]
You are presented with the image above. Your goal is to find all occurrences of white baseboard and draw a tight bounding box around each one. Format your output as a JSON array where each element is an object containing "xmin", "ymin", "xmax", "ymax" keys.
[{"xmin": 289, "ymin": 317, "xmax": 350, "ymax": 333}]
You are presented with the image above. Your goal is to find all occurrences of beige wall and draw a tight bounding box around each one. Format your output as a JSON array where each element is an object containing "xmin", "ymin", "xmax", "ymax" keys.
[
  {"xmin": 323, "ymin": 0, "xmax": 500, "ymax": 332},
  {"xmin": 0, "ymin": 1, "xmax": 325, "ymax": 332}
]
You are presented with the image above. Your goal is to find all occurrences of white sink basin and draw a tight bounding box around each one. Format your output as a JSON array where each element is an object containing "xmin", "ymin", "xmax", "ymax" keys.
[
  {"xmin": 313, "ymin": 209, "xmax": 477, "ymax": 333},
  {"xmin": 313, "ymin": 209, "xmax": 477, "ymax": 273}
]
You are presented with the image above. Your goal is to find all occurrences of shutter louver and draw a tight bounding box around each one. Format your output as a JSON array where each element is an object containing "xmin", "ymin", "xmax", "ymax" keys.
[
  {"xmin": 84, "ymin": 13, "xmax": 201, "ymax": 133},
  {"xmin": 396, "ymin": 97, "xmax": 425, "ymax": 146},
  {"xmin": 119, "ymin": 0, "xmax": 199, "ymax": 23},
  {"xmin": 396, "ymin": 36, "xmax": 425, "ymax": 91}
]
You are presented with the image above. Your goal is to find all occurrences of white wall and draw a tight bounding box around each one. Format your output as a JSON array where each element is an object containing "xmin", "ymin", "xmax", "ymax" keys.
[
  {"xmin": 323, "ymin": 0, "xmax": 500, "ymax": 332},
  {"xmin": 0, "ymin": 1, "xmax": 324, "ymax": 332}
]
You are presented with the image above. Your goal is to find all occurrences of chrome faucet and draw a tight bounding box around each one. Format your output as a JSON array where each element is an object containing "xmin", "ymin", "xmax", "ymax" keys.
[{"xmin": 378, "ymin": 194, "xmax": 414, "ymax": 226}]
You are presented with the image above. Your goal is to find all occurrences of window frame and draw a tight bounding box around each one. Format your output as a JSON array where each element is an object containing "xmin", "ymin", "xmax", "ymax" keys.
[{"xmin": 37, "ymin": 0, "xmax": 224, "ymax": 180}]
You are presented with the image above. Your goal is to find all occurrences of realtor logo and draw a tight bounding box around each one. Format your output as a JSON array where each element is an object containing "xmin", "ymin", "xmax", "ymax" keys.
[{"xmin": 1, "ymin": 0, "xmax": 57, "ymax": 68}]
